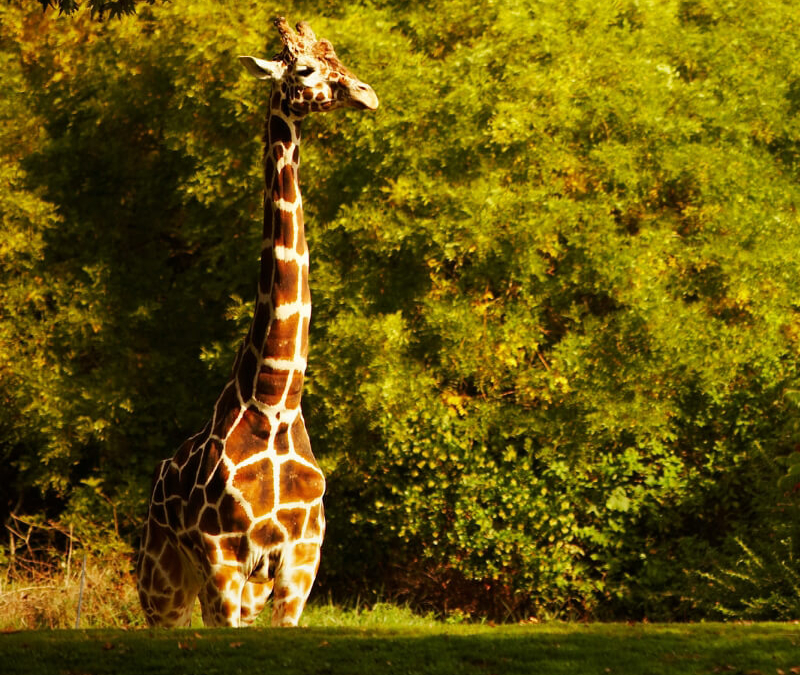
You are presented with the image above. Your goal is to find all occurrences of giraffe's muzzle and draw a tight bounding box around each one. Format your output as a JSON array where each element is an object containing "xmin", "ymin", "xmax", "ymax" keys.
[{"xmin": 349, "ymin": 82, "xmax": 379, "ymax": 111}]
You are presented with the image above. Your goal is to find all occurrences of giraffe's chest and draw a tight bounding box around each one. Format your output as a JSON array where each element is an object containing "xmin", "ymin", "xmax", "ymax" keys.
[{"xmin": 220, "ymin": 406, "xmax": 324, "ymax": 503}]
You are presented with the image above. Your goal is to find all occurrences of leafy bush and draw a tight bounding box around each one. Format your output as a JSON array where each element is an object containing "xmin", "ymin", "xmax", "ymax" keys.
[
  {"xmin": 699, "ymin": 536, "xmax": 800, "ymax": 621},
  {"xmin": 695, "ymin": 437, "xmax": 800, "ymax": 620},
  {"xmin": 309, "ymin": 0, "xmax": 800, "ymax": 619}
]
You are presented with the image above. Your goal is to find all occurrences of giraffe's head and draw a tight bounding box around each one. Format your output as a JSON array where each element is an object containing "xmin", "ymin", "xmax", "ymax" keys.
[{"xmin": 239, "ymin": 17, "xmax": 378, "ymax": 117}]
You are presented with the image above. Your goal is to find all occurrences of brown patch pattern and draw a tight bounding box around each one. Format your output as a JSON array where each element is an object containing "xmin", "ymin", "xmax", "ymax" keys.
[
  {"xmin": 233, "ymin": 458, "xmax": 275, "ymax": 517},
  {"xmin": 279, "ymin": 459, "xmax": 325, "ymax": 502},
  {"xmin": 277, "ymin": 508, "xmax": 307, "ymax": 539}
]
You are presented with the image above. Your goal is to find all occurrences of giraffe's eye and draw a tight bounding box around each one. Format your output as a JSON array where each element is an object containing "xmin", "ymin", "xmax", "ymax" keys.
[{"xmin": 296, "ymin": 66, "xmax": 315, "ymax": 77}]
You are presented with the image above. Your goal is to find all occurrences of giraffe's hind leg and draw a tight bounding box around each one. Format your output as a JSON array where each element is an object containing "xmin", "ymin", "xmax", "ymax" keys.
[{"xmin": 137, "ymin": 521, "xmax": 199, "ymax": 627}]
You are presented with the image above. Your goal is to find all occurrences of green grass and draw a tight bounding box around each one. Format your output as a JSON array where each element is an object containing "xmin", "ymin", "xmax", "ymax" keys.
[{"xmin": 2, "ymin": 614, "xmax": 799, "ymax": 675}]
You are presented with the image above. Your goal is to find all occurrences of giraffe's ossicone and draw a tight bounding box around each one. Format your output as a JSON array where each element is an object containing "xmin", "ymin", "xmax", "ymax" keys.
[{"xmin": 136, "ymin": 17, "xmax": 378, "ymax": 628}]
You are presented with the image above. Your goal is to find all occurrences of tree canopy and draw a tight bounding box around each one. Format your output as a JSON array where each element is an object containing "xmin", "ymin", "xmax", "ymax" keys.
[
  {"xmin": 33, "ymin": 0, "xmax": 152, "ymax": 18},
  {"xmin": 2, "ymin": 0, "xmax": 800, "ymax": 620}
]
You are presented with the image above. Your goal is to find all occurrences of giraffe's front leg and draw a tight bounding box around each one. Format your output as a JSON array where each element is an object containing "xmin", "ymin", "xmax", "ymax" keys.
[
  {"xmin": 271, "ymin": 540, "xmax": 322, "ymax": 627},
  {"xmin": 199, "ymin": 565, "xmax": 247, "ymax": 627},
  {"xmin": 240, "ymin": 578, "xmax": 274, "ymax": 626}
]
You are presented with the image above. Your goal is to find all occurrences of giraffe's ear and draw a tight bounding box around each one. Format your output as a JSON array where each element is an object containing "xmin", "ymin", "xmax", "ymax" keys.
[{"xmin": 238, "ymin": 56, "xmax": 285, "ymax": 81}]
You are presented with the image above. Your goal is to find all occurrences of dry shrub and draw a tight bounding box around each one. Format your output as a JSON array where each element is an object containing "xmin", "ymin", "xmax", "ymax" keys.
[
  {"xmin": 1, "ymin": 517, "xmax": 144, "ymax": 630},
  {"xmin": 1, "ymin": 554, "xmax": 142, "ymax": 630}
]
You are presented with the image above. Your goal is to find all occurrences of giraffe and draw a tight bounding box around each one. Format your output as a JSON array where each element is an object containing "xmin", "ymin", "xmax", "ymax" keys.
[{"xmin": 136, "ymin": 17, "xmax": 378, "ymax": 628}]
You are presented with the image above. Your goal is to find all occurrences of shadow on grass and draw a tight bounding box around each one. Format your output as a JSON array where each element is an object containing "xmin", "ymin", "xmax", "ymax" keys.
[{"xmin": 1, "ymin": 624, "xmax": 799, "ymax": 675}]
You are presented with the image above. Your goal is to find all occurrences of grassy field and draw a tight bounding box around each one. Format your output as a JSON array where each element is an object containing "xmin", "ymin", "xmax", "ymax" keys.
[
  {"xmin": 2, "ymin": 556, "xmax": 799, "ymax": 674},
  {"xmin": 1, "ymin": 609, "xmax": 799, "ymax": 675}
]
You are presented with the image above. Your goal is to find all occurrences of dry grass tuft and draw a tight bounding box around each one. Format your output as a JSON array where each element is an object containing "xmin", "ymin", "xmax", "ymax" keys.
[{"xmin": 1, "ymin": 553, "xmax": 142, "ymax": 630}]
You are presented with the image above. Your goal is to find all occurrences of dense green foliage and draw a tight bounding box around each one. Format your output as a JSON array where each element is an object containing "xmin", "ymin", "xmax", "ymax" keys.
[{"xmin": 2, "ymin": 0, "xmax": 800, "ymax": 620}]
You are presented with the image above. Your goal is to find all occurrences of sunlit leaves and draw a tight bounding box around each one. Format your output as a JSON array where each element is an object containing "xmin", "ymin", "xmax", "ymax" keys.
[{"xmin": 314, "ymin": 0, "xmax": 800, "ymax": 618}]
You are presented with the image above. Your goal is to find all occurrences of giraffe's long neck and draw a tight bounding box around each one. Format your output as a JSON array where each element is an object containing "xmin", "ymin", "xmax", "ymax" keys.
[{"xmin": 233, "ymin": 95, "xmax": 309, "ymax": 415}]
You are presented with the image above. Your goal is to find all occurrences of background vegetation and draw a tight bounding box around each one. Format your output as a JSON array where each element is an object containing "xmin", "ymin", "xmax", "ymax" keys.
[{"xmin": 2, "ymin": 0, "xmax": 800, "ymax": 622}]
